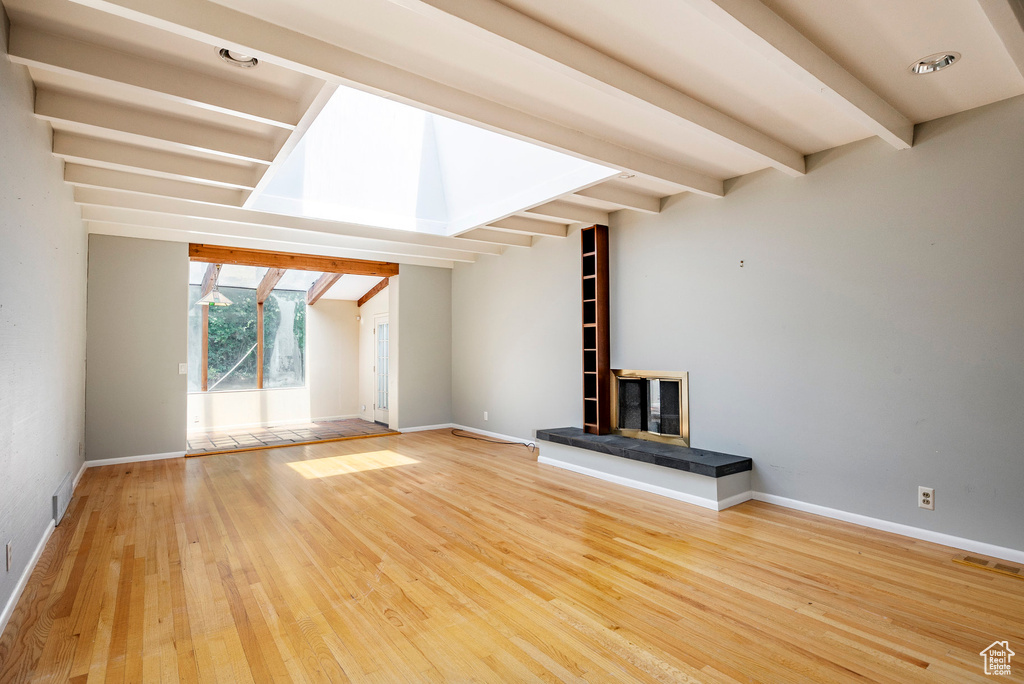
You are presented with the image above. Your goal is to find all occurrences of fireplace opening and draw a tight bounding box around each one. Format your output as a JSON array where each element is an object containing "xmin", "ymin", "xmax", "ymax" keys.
[{"xmin": 612, "ymin": 370, "xmax": 689, "ymax": 446}]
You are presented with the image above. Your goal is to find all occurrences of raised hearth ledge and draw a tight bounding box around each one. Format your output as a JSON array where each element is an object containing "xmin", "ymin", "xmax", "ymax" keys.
[{"xmin": 536, "ymin": 427, "xmax": 752, "ymax": 511}]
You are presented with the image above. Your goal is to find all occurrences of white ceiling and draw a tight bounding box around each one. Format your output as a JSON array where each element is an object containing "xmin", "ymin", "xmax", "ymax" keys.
[{"xmin": 4, "ymin": 0, "xmax": 1023, "ymax": 273}]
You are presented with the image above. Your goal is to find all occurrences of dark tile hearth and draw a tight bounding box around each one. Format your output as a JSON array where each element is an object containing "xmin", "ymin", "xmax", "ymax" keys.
[{"xmin": 536, "ymin": 427, "xmax": 752, "ymax": 478}]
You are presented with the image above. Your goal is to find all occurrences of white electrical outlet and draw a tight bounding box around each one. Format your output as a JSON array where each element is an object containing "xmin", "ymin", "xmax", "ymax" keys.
[
  {"xmin": 484, "ymin": 411, "xmax": 489, "ymax": 421},
  {"xmin": 6, "ymin": 541, "xmax": 11, "ymax": 571},
  {"xmin": 918, "ymin": 486, "xmax": 935, "ymax": 510},
  {"xmin": 178, "ymin": 363, "xmax": 188, "ymax": 375}
]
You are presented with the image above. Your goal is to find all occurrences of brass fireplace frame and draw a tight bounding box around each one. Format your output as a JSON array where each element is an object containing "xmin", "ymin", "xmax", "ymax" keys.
[{"xmin": 610, "ymin": 369, "xmax": 690, "ymax": 447}]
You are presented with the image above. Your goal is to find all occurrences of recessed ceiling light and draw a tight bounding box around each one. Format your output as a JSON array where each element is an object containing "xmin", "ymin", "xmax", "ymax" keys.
[
  {"xmin": 618, "ymin": 172, "xmax": 636, "ymax": 179},
  {"xmin": 219, "ymin": 48, "xmax": 259, "ymax": 69},
  {"xmin": 910, "ymin": 52, "xmax": 960, "ymax": 75}
]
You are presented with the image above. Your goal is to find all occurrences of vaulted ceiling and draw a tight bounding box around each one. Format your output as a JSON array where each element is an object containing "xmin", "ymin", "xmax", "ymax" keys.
[{"xmin": 4, "ymin": 0, "xmax": 1023, "ymax": 268}]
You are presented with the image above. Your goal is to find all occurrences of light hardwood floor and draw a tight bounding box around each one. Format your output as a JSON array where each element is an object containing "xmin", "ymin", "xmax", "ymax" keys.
[{"xmin": 1, "ymin": 430, "xmax": 1021, "ymax": 682}]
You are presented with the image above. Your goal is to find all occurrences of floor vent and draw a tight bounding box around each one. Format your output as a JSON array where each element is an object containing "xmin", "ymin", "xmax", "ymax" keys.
[
  {"xmin": 53, "ymin": 471, "xmax": 72, "ymax": 526},
  {"xmin": 953, "ymin": 554, "xmax": 1023, "ymax": 579}
]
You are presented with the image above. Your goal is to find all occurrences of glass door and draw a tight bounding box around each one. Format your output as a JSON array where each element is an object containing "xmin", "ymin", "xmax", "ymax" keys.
[{"xmin": 374, "ymin": 315, "xmax": 389, "ymax": 424}]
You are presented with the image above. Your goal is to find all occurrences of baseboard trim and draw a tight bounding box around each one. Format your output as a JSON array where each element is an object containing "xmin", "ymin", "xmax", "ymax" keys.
[
  {"xmin": 0, "ymin": 519, "xmax": 55, "ymax": 640},
  {"xmin": 718, "ymin": 490, "xmax": 755, "ymax": 510},
  {"xmin": 752, "ymin": 492, "xmax": 1024, "ymax": 564},
  {"xmin": 398, "ymin": 423, "xmax": 455, "ymax": 433},
  {"xmin": 538, "ymin": 455, "xmax": 725, "ymax": 511},
  {"xmin": 451, "ymin": 424, "xmax": 536, "ymax": 446},
  {"xmin": 313, "ymin": 414, "xmax": 361, "ymax": 422},
  {"xmin": 84, "ymin": 451, "xmax": 186, "ymax": 468},
  {"xmin": 396, "ymin": 424, "xmax": 537, "ymax": 447},
  {"xmin": 72, "ymin": 458, "xmax": 88, "ymax": 492}
]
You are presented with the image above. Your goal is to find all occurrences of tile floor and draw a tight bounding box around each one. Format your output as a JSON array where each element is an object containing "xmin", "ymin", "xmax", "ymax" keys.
[{"xmin": 186, "ymin": 418, "xmax": 397, "ymax": 456}]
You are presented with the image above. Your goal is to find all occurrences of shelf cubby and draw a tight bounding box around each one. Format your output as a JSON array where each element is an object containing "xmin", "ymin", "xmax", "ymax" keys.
[{"xmin": 580, "ymin": 224, "xmax": 610, "ymax": 435}]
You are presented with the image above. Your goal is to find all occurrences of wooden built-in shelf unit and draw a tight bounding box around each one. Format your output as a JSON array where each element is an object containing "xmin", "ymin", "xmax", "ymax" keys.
[{"xmin": 581, "ymin": 224, "xmax": 611, "ymax": 434}]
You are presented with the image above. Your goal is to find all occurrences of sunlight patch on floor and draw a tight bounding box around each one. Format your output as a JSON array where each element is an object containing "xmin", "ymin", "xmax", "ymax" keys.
[{"xmin": 286, "ymin": 450, "xmax": 419, "ymax": 478}]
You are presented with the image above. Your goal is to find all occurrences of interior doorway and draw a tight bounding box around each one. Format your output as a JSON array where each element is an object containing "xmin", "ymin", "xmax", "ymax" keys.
[{"xmin": 374, "ymin": 314, "xmax": 390, "ymax": 424}]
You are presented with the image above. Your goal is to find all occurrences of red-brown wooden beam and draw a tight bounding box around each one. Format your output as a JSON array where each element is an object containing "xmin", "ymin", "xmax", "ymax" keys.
[
  {"xmin": 256, "ymin": 267, "xmax": 286, "ymax": 304},
  {"xmin": 306, "ymin": 272, "xmax": 342, "ymax": 305},
  {"xmin": 200, "ymin": 262, "xmax": 221, "ymax": 297},
  {"xmin": 357, "ymin": 277, "xmax": 389, "ymax": 307},
  {"xmin": 190, "ymin": 244, "xmax": 399, "ymax": 277}
]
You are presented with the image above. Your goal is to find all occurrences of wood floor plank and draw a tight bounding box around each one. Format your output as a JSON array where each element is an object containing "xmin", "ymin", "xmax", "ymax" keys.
[{"xmin": 1, "ymin": 430, "xmax": 1022, "ymax": 682}]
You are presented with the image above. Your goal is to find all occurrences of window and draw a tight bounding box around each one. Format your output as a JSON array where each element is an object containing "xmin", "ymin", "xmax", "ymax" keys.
[
  {"xmin": 263, "ymin": 290, "xmax": 306, "ymax": 389},
  {"xmin": 187, "ymin": 264, "xmax": 307, "ymax": 392}
]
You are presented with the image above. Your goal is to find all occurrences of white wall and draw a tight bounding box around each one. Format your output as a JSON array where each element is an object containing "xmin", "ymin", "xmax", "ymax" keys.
[
  {"xmin": 0, "ymin": 9, "xmax": 87, "ymax": 623},
  {"xmin": 452, "ymin": 95, "xmax": 1024, "ymax": 552},
  {"xmin": 308, "ymin": 299, "xmax": 360, "ymax": 420},
  {"xmin": 188, "ymin": 298, "xmax": 360, "ymax": 431},
  {"xmin": 86, "ymin": 235, "xmax": 188, "ymax": 459},
  {"xmin": 187, "ymin": 388, "xmax": 311, "ymax": 431},
  {"xmin": 357, "ymin": 283, "xmax": 389, "ymax": 422}
]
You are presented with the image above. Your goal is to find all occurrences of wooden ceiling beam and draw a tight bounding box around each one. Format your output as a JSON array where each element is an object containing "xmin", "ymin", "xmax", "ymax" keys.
[
  {"xmin": 455, "ymin": 228, "xmax": 532, "ymax": 248},
  {"xmin": 191, "ymin": 244, "xmax": 400, "ymax": 277},
  {"xmin": 200, "ymin": 263, "xmax": 221, "ymax": 297},
  {"xmin": 72, "ymin": 186, "xmax": 502, "ymax": 257},
  {"xmin": 977, "ymin": 0, "xmax": 1024, "ymax": 79},
  {"xmin": 78, "ymin": 205, "xmax": 467, "ymax": 266},
  {"xmin": 35, "ymin": 89, "xmax": 277, "ymax": 164},
  {"xmin": 487, "ymin": 216, "xmax": 568, "ymax": 238},
  {"xmin": 67, "ymin": 0, "xmax": 724, "ymax": 196},
  {"xmin": 572, "ymin": 186, "xmax": 661, "ymax": 214},
  {"xmin": 357, "ymin": 278, "xmax": 389, "ymax": 307},
  {"xmin": 679, "ymin": 0, "xmax": 914, "ymax": 149},
  {"xmin": 52, "ymin": 132, "xmax": 260, "ymax": 189},
  {"xmin": 256, "ymin": 268, "xmax": 286, "ymax": 303},
  {"xmin": 389, "ymin": 0, "xmax": 805, "ymax": 176},
  {"xmin": 306, "ymin": 273, "xmax": 343, "ymax": 305},
  {"xmin": 87, "ymin": 221, "xmax": 455, "ymax": 269},
  {"xmin": 64, "ymin": 163, "xmax": 245, "ymax": 206},
  {"xmin": 520, "ymin": 200, "xmax": 609, "ymax": 226},
  {"xmin": 9, "ymin": 25, "xmax": 298, "ymax": 130}
]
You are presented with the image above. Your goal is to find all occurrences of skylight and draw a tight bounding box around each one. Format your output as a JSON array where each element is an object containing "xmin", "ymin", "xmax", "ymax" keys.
[
  {"xmin": 187, "ymin": 263, "xmax": 381, "ymax": 302},
  {"xmin": 248, "ymin": 85, "xmax": 616, "ymax": 236}
]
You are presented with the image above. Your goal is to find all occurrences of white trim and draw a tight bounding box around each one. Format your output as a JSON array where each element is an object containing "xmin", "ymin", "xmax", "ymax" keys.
[
  {"xmin": 84, "ymin": 451, "xmax": 185, "ymax": 468},
  {"xmin": 538, "ymin": 455, "xmax": 725, "ymax": 511},
  {"xmin": 72, "ymin": 458, "xmax": 88, "ymax": 492},
  {"xmin": 398, "ymin": 423, "xmax": 455, "ymax": 433},
  {"xmin": 452, "ymin": 424, "xmax": 535, "ymax": 446},
  {"xmin": 390, "ymin": 423, "xmax": 537, "ymax": 446},
  {"xmin": 752, "ymin": 492, "xmax": 1024, "ymax": 565},
  {"xmin": 313, "ymin": 414, "xmax": 362, "ymax": 422},
  {"xmin": 0, "ymin": 520, "xmax": 55, "ymax": 640},
  {"xmin": 718, "ymin": 490, "xmax": 755, "ymax": 510}
]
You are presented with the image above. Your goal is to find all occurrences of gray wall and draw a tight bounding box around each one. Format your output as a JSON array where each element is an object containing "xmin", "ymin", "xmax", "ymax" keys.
[
  {"xmin": 0, "ymin": 12, "xmax": 87, "ymax": 622},
  {"xmin": 86, "ymin": 234, "xmax": 188, "ymax": 460},
  {"xmin": 393, "ymin": 265, "xmax": 452, "ymax": 428},
  {"xmin": 452, "ymin": 95, "xmax": 1024, "ymax": 552},
  {"xmin": 452, "ymin": 232, "xmax": 582, "ymax": 439}
]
